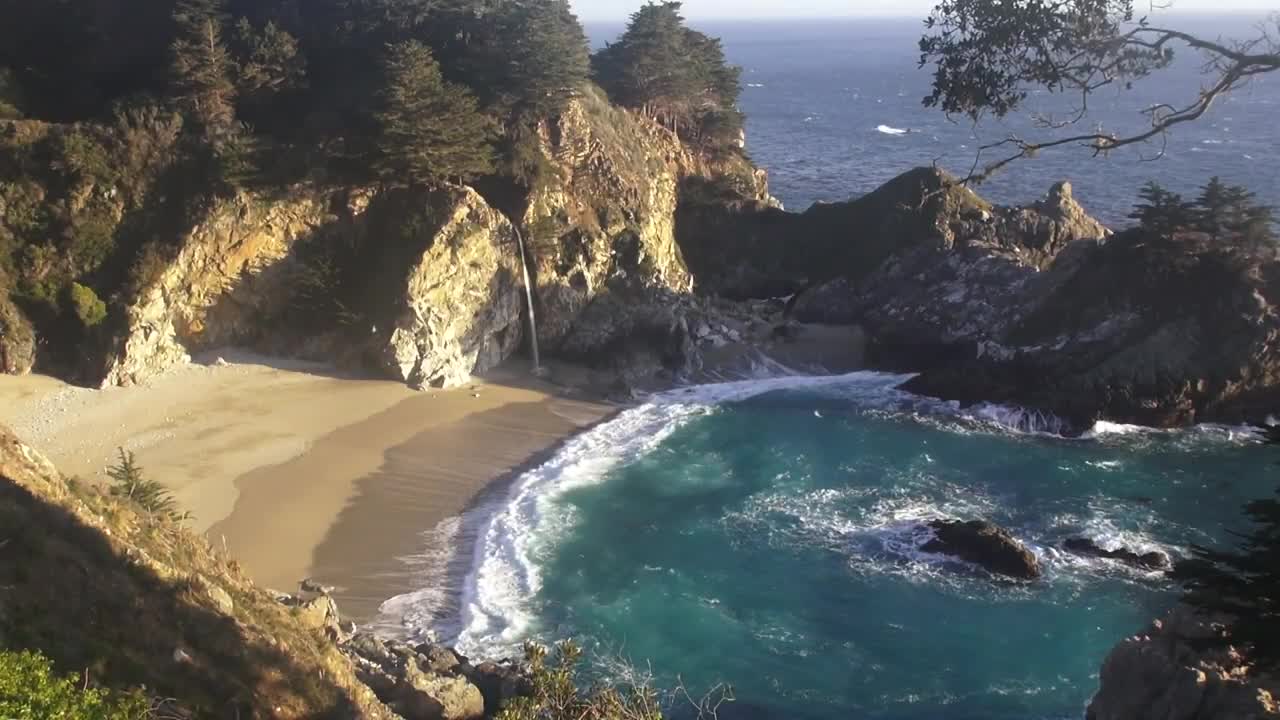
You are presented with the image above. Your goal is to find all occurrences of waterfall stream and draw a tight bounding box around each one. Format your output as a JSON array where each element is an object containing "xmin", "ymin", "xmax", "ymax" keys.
[{"xmin": 513, "ymin": 227, "xmax": 541, "ymax": 371}]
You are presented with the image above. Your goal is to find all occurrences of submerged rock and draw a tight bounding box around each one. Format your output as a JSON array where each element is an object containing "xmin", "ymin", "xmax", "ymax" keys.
[
  {"xmin": 921, "ymin": 519, "xmax": 1042, "ymax": 579},
  {"xmin": 1063, "ymin": 537, "xmax": 1171, "ymax": 571}
]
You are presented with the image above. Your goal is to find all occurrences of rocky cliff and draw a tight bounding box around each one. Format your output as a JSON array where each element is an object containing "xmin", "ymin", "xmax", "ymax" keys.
[
  {"xmin": 1088, "ymin": 605, "xmax": 1279, "ymax": 719},
  {"xmin": 678, "ymin": 166, "xmax": 1280, "ymax": 429},
  {"xmin": 6, "ymin": 87, "xmax": 785, "ymax": 391}
]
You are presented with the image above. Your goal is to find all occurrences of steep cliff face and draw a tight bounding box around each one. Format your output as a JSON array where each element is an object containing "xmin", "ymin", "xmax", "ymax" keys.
[
  {"xmin": 102, "ymin": 192, "xmax": 332, "ymax": 386},
  {"xmin": 519, "ymin": 88, "xmax": 695, "ymax": 346},
  {"xmin": 1088, "ymin": 606, "xmax": 1279, "ymax": 720},
  {"xmin": 99, "ymin": 186, "xmax": 525, "ymax": 389},
  {"xmin": 0, "ymin": 277, "xmax": 34, "ymax": 375},
  {"xmin": 375, "ymin": 187, "xmax": 523, "ymax": 389},
  {"xmin": 899, "ymin": 230, "xmax": 1280, "ymax": 427}
]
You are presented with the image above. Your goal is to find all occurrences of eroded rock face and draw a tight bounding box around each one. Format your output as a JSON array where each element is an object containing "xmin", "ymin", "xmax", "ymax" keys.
[
  {"xmin": 1088, "ymin": 605, "xmax": 1280, "ymax": 720},
  {"xmin": 921, "ymin": 519, "xmax": 1042, "ymax": 579},
  {"xmin": 0, "ymin": 288, "xmax": 35, "ymax": 375},
  {"xmin": 899, "ymin": 231, "xmax": 1280, "ymax": 428},
  {"xmin": 379, "ymin": 187, "xmax": 523, "ymax": 389},
  {"xmin": 102, "ymin": 192, "xmax": 332, "ymax": 386},
  {"xmin": 99, "ymin": 186, "xmax": 525, "ymax": 390},
  {"xmin": 522, "ymin": 89, "xmax": 696, "ymax": 348}
]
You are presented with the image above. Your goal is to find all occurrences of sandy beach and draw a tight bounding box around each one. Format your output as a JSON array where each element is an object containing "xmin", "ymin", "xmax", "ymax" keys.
[{"xmin": 0, "ymin": 353, "xmax": 612, "ymax": 621}]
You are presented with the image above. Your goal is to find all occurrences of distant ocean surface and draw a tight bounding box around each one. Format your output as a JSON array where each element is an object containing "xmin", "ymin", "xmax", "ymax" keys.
[
  {"xmin": 378, "ymin": 18, "xmax": 1279, "ymax": 720},
  {"xmin": 594, "ymin": 16, "xmax": 1279, "ymax": 225}
]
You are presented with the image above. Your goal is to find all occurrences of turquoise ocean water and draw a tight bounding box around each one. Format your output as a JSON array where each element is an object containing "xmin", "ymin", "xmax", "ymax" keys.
[
  {"xmin": 380, "ymin": 16, "xmax": 1280, "ymax": 717},
  {"xmin": 383, "ymin": 373, "xmax": 1275, "ymax": 719}
]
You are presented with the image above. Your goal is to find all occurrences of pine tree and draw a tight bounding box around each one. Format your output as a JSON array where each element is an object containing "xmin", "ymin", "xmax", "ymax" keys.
[
  {"xmin": 232, "ymin": 18, "xmax": 306, "ymax": 100},
  {"xmin": 484, "ymin": 0, "xmax": 590, "ymax": 121},
  {"xmin": 593, "ymin": 2, "xmax": 742, "ymax": 144},
  {"xmin": 1193, "ymin": 176, "xmax": 1233, "ymax": 239},
  {"xmin": 1128, "ymin": 181, "xmax": 1194, "ymax": 236},
  {"xmin": 171, "ymin": 0, "xmax": 238, "ymax": 140},
  {"xmin": 171, "ymin": 0, "xmax": 239, "ymax": 142},
  {"xmin": 594, "ymin": 2, "xmax": 699, "ymax": 133},
  {"xmin": 375, "ymin": 40, "xmax": 496, "ymax": 187},
  {"xmin": 1177, "ymin": 486, "xmax": 1280, "ymax": 669}
]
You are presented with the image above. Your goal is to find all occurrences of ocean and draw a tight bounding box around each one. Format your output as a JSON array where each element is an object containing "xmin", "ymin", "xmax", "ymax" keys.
[
  {"xmin": 596, "ymin": 16, "xmax": 1280, "ymax": 225},
  {"xmin": 378, "ymin": 17, "xmax": 1280, "ymax": 720}
]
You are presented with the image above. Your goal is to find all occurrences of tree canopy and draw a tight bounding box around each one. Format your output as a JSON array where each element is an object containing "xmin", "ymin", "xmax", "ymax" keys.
[
  {"xmin": 1177, "ymin": 485, "xmax": 1280, "ymax": 669},
  {"xmin": 919, "ymin": 0, "xmax": 1280, "ymax": 182},
  {"xmin": 593, "ymin": 2, "xmax": 743, "ymax": 146},
  {"xmin": 375, "ymin": 40, "xmax": 496, "ymax": 187},
  {"xmin": 1128, "ymin": 177, "xmax": 1275, "ymax": 250}
]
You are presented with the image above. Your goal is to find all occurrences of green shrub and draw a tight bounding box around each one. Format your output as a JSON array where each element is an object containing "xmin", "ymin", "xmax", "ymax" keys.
[
  {"xmin": 108, "ymin": 448, "xmax": 189, "ymax": 522},
  {"xmin": 0, "ymin": 650, "xmax": 149, "ymax": 720},
  {"xmin": 497, "ymin": 641, "xmax": 664, "ymax": 720},
  {"xmin": 67, "ymin": 210, "xmax": 119, "ymax": 274},
  {"xmin": 60, "ymin": 130, "xmax": 118, "ymax": 186},
  {"xmin": 69, "ymin": 282, "xmax": 107, "ymax": 327}
]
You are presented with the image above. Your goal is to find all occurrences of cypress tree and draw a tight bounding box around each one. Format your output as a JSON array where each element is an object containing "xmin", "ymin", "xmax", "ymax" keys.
[
  {"xmin": 1128, "ymin": 181, "xmax": 1194, "ymax": 236},
  {"xmin": 171, "ymin": 0, "xmax": 238, "ymax": 140},
  {"xmin": 486, "ymin": 0, "xmax": 590, "ymax": 120},
  {"xmin": 375, "ymin": 40, "xmax": 495, "ymax": 187},
  {"xmin": 594, "ymin": 2, "xmax": 742, "ymax": 144}
]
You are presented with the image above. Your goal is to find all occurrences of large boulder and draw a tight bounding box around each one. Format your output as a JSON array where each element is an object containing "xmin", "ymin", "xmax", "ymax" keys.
[
  {"xmin": 376, "ymin": 187, "xmax": 523, "ymax": 388},
  {"xmin": 921, "ymin": 519, "xmax": 1041, "ymax": 579},
  {"xmin": 1088, "ymin": 605, "xmax": 1280, "ymax": 720},
  {"xmin": 396, "ymin": 657, "xmax": 485, "ymax": 720},
  {"xmin": 1063, "ymin": 537, "xmax": 1171, "ymax": 571}
]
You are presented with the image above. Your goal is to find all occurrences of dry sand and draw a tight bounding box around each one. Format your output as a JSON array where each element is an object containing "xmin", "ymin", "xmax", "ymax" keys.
[{"xmin": 0, "ymin": 353, "xmax": 612, "ymax": 621}]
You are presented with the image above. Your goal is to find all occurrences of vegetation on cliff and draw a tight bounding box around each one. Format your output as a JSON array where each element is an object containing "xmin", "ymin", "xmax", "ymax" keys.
[
  {"xmin": 0, "ymin": 424, "xmax": 394, "ymax": 717},
  {"xmin": 0, "ymin": 0, "xmax": 748, "ymax": 381},
  {"xmin": 1177, "ymin": 485, "xmax": 1280, "ymax": 669}
]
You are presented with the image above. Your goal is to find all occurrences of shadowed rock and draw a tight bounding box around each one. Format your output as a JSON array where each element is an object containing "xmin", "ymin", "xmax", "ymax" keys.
[
  {"xmin": 922, "ymin": 519, "xmax": 1041, "ymax": 579},
  {"xmin": 1063, "ymin": 537, "xmax": 1170, "ymax": 571}
]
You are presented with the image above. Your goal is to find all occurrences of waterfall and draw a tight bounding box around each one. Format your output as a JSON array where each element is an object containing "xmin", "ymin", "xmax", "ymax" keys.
[{"xmin": 513, "ymin": 227, "xmax": 541, "ymax": 371}]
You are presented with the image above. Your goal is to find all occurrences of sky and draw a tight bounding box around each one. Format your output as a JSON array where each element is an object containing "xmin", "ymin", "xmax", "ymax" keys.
[{"xmin": 570, "ymin": 0, "xmax": 1278, "ymax": 21}]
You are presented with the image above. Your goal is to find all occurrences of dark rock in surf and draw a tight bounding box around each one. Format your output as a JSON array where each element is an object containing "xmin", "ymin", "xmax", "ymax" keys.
[
  {"xmin": 921, "ymin": 519, "xmax": 1041, "ymax": 579},
  {"xmin": 1063, "ymin": 537, "xmax": 1170, "ymax": 571}
]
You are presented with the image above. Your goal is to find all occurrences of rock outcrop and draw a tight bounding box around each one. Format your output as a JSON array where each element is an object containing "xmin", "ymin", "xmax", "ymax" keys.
[
  {"xmin": 373, "ymin": 187, "xmax": 523, "ymax": 389},
  {"xmin": 1088, "ymin": 605, "xmax": 1279, "ymax": 720},
  {"xmin": 680, "ymin": 165, "xmax": 1280, "ymax": 429},
  {"xmin": 341, "ymin": 632, "xmax": 528, "ymax": 719},
  {"xmin": 0, "ymin": 284, "xmax": 35, "ymax": 374},
  {"xmin": 1064, "ymin": 537, "xmax": 1171, "ymax": 571},
  {"xmin": 100, "ymin": 186, "xmax": 525, "ymax": 390},
  {"xmin": 921, "ymin": 519, "xmax": 1042, "ymax": 579},
  {"xmin": 101, "ymin": 191, "xmax": 332, "ymax": 386},
  {"xmin": 898, "ymin": 230, "xmax": 1280, "ymax": 428}
]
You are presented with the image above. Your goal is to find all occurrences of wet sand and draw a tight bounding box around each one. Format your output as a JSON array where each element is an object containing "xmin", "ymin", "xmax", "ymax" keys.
[{"xmin": 0, "ymin": 354, "xmax": 612, "ymax": 621}]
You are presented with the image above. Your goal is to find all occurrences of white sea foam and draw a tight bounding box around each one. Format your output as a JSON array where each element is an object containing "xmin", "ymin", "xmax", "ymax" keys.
[
  {"xmin": 388, "ymin": 371, "xmax": 929, "ymax": 656},
  {"xmin": 876, "ymin": 124, "xmax": 908, "ymax": 135},
  {"xmin": 381, "ymin": 369, "xmax": 1253, "ymax": 655}
]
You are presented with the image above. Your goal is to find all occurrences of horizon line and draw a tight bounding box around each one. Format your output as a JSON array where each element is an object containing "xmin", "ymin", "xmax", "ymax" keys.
[{"xmin": 578, "ymin": 8, "xmax": 1275, "ymax": 22}]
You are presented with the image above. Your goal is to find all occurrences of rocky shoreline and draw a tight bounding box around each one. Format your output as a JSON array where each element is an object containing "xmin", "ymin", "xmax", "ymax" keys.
[{"xmin": 273, "ymin": 581, "xmax": 528, "ymax": 720}]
